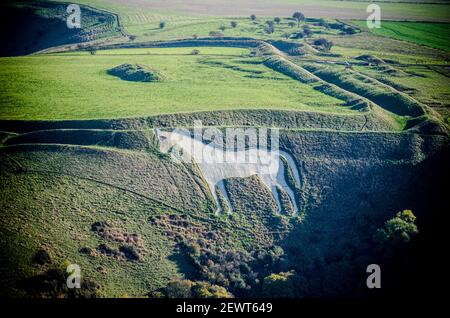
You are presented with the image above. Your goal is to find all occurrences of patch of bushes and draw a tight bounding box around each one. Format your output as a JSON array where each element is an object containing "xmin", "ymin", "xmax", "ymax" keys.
[
  {"xmin": 23, "ymin": 254, "xmax": 100, "ymax": 298},
  {"xmin": 32, "ymin": 249, "xmax": 52, "ymax": 265},
  {"xmin": 107, "ymin": 63, "xmax": 166, "ymax": 82},
  {"xmin": 262, "ymin": 271, "xmax": 296, "ymax": 298},
  {"xmin": 90, "ymin": 221, "xmax": 147, "ymax": 261},
  {"xmin": 175, "ymin": 223, "xmax": 290, "ymax": 297},
  {"xmin": 22, "ymin": 267, "xmax": 100, "ymax": 298},
  {"xmin": 152, "ymin": 279, "xmax": 233, "ymax": 298},
  {"xmin": 374, "ymin": 210, "xmax": 418, "ymax": 246},
  {"xmin": 312, "ymin": 38, "xmax": 333, "ymax": 52}
]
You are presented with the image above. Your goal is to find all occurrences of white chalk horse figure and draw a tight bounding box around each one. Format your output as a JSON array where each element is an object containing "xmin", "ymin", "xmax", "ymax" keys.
[{"xmin": 155, "ymin": 128, "xmax": 301, "ymax": 215}]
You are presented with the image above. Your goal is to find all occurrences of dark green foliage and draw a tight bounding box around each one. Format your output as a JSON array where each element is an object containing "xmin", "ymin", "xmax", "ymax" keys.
[
  {"xmin": 156, "ymin": 280, "xmax": 233, "ymax": 298},
  {"xmin": 262, "ymin": 271, "xmax": 295, "ymax": 298},
  {"xmin": 302, "ymin": 25, "xmax": 313, "ymax": 37},
  {"xmin": 22, "ymin": 253, "xmax": 101, "ymax": 298},
  {"xmin": 165, "ymin": 280, "xmax": 193, "ymax": 298},
  {"xmin": 274, "ymin": 17, "xmax": 281, "ymax": 24},
  {"xmin": 32, "ymin": 249, "xmax": 51, "ymax": 265},
  {"xmin": 282, "ymin": 32, "xmax": 291, "ymax": 40},
  {"xmin": 181, "ymin": 237, "xmax": 289, "ymax": 297},
  {"xmin": 22, "ymin": 267, "xmax": 100, "ymax": 298},
  {"xmin": 250, "ymin": 14, "xmax": 256, "ymax": 21},
  {"xmin": 192, "ymin": 281, "xmax": 233, "ymax": 298},
  {"xmin": 159, "ymin": 21, "xmax": 166, "ymax": 29},
  {"xmin": 292, "ymin": 12, "xmax": 305, "ymax": 27},
  {"xmin": 107, "ymin": 63, "xmax": 166, "ymax": 83},
  {"xmin": 87, "ymin": 47, "xmax": 97, "ymax": 55},
  {"xmin": 118, "ymin": 245, "xmax": 141, "ymax": 261},
  {"xmin": 312, "ymin": 38, "xmax": 333, "ymax": 52},
  {"xmin": 374, "ymin": 210, "xmax": 418, "ymax": 245},
  {"xmin": 264, "ymin": 24, "xmax": 275, "ymax": 34},
  {"xmin": 230, "ymin": 21, "xmax": 238, "ymax": 28}
]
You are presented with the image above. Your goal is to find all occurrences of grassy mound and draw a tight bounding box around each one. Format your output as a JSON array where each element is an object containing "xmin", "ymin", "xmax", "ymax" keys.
[
  {"xmin": 150, "ymin": 109, "xmax": 398, "ymax": 131},
  {"xmin": 107, "ymin": 64, "xmax": 166, "ymax": 83},
  {"xmin": 302, "ymin": 63, "xmax": 426, "ymax": 117}
]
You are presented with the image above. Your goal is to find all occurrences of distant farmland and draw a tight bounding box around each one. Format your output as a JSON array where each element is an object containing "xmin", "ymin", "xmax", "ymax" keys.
[
  {"xmin": 54, "ymin": 0, "xmax": 450, "ymax": 22},
  {"xmin": 353, "ymin": 20, "xmax": 450, "ymax": 51}
]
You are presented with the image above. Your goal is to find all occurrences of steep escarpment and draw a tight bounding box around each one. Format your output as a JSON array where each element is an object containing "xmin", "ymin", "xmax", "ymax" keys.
[
  {"xmin": 0, "ymin": 1, "xmax": 122, "ymax": 56},
  {"xmin": 1, "ymin": 123, "xmax": 447, "ymax": 297}
]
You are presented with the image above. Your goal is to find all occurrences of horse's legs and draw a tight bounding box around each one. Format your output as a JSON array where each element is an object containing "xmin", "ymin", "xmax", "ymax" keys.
[
  {"xmin": 214, "ymin": 180, "xmax": 232, "ymax": 215},
  {"xmin": 270, "ymin": 185, "xmax": 282, "ymax": 214}
]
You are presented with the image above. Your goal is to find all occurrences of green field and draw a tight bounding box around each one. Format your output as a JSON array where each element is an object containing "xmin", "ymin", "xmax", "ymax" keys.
[
  {"xmin": 353, "ymin": 21, "xmax": 450, "ymax": 51},
  {"xmin": 0, "ymin": 47, "xmax": 349, "ymax": 120},
  {"xmin": 53, "ymin": 0, "xmax": 450, "ymax": 22}
]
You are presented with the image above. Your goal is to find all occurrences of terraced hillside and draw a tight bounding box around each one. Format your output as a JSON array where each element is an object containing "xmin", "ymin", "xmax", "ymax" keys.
[{"xmin": 0, "ymin": 0, "xmax": 449, "ymax": 299}]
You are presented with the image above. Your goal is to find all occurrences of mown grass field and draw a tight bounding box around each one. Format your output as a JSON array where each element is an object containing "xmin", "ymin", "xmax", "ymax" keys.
[
  {"xmin": 353, "ymin": 20, "xmax": 450, "ymax": 51},
  {"xmin": 53, "ymin": 0, "xmax": 450, "ymax": 22},
  {"xmin": 0, "ymin": 47, "xmax": 350, "ymax": 120}
]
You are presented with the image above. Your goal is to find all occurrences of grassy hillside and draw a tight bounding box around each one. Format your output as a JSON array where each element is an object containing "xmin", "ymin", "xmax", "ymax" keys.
[{"xmin": 0, "ymin": 47, "xmax": 350, "ymax": 120}]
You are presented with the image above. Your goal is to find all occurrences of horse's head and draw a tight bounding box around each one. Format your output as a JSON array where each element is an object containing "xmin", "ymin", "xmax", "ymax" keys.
[{"xmin": 155, "ymin": 128, "xmax": 193, "ymax": 163}]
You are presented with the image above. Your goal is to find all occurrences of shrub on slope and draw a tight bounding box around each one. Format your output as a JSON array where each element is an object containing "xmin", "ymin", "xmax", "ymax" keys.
[{"xmin": 107, "ymin": 64, "xmax": 166, "ymax": 83}]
